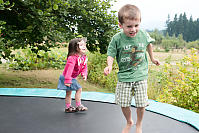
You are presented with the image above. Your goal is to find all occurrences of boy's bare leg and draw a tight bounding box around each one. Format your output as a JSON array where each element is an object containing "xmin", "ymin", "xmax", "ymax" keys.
[
  {"xmin": 121, "ymin": 107, "xmax": 134, "ymax": 133},
  {"xmin": 136, "ymin": 107, "xmax": 145, "ymax": 133}
]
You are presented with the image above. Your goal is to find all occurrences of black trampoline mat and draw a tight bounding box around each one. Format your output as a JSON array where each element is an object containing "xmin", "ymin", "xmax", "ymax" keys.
[{"xmin": 0, "ymin": 96, "xmax": 198, "ymax": 133}]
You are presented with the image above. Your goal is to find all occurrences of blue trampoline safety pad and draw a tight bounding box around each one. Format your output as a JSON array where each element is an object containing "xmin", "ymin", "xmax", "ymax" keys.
[{"xmin": 0, "ymin": 88, "xmax": 198, "ymax": 131}]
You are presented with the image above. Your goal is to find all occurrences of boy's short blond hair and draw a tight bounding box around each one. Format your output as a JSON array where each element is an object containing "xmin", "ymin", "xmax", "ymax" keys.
[{"xmin": 118, "ymin": 4, "xmax": 141, "ymax": 24}]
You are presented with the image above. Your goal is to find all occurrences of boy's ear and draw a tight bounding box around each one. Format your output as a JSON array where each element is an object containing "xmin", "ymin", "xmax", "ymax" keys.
[{"xmin": 118, "ymin": 22, "xmax": 123, "ymax": 29}]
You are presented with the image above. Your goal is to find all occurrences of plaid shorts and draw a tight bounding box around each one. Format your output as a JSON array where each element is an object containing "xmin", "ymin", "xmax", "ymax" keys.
[{"xmin": 115, "ymin": 80, "xmax": 149, "ymax": 108}]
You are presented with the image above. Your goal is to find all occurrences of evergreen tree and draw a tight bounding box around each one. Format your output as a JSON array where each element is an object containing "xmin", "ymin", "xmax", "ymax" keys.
[
  {"xmin": 182, "ymin": 13, "xmax": 188, "ymax": 41},
  {"xmin": 166, "ymin": 12, "xmax": 199, "ymax": 42}
]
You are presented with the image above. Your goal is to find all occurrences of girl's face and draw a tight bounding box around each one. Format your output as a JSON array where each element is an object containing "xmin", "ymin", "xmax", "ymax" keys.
[
  {"xmin": 119, "ymin": 19, "xmax": 140, "ymax": 38},
  {"xmin": 78, "ymin": 40, "xmax": 87, "ymax": 55}
]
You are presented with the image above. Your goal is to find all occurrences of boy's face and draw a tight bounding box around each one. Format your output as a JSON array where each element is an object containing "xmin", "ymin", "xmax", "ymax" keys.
[
  {"xmin": 119, "ymin": 19, "xmax": 140, "ymax": 38},
  {"xmin": 78, "ymin": 40, "xmax": 87, "ymax": 55}
]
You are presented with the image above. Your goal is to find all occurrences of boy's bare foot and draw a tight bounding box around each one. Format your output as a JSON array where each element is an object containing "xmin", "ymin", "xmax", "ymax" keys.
[
  {"xmin": 122, "ymin": 121, "xmax": 134, "ymax": 133},
  {"xmin": 136, "ymin": 124, "xmax": 142, "ymax": 133}
]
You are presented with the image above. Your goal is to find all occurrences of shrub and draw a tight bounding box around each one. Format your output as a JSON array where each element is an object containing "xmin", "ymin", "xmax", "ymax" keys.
[
  {"xmin": 87, "ymin": 51, "xmax": 118, "ymax": 92},
  {"xmin": 8, "ymin": 46, "xmax": 67, "ymax": 70},
  {"xmin": 157, "ymin": 48, "xmax": 199, "ymax": 113},
  {"xmin": 186, "ymin": 40, "xmax": 199, "ymax": 50}
]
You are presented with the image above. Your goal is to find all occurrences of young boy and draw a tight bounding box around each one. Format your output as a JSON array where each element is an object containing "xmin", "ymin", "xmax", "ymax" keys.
[{"xmin": 104, "ymin": 4, "xmax": 160, "ymax": 133}]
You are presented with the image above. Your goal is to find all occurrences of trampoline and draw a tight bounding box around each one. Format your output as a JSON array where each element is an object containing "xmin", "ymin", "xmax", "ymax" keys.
[{"xmin": 0, "ymin": 88, "xmax": 199, "ymax": 133}]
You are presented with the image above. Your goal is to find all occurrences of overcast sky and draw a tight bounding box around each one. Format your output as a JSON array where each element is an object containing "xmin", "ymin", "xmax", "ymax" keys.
[{"xmin": 111, "ymin": 0, "xmax": 199, "ymax": 30}]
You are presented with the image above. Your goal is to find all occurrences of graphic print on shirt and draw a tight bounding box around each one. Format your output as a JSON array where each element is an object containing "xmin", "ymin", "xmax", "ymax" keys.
[
  {"xmin": 122, "ymin": 43, "xmax": 144, "ymax": 69},
  {"xmin": 78, "ymin": 56, "xmax": 88, "ymax": 68}
]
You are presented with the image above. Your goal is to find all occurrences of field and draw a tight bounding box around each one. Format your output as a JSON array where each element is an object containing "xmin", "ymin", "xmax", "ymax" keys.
[{"xmin": 0, "ymin": 50, "xmax": 187, "ymax": 93}]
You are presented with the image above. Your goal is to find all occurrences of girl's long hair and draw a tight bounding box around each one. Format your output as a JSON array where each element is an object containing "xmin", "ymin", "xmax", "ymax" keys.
[{"xmin": 67, "ymin": 37, "xmax": 87, "ymax": 58}]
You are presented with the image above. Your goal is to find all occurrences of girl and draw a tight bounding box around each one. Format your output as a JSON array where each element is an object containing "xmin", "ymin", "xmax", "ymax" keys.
[{"xmin": 57, "ymin": 37, "xmax": 88, "ymax": 113}]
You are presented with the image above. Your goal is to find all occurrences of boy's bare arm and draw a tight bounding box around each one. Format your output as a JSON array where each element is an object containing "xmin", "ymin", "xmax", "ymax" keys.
[
  {"xmin": 147, "ymin": 44, "xmax": 160, "ymax": 66},
  {"xmin": 104, "ymin": 56, "xmax": 114, "ymax": 76},
  {"xmin": 147, "ymin": 44, "xmax": 154, "ymax": 61}
]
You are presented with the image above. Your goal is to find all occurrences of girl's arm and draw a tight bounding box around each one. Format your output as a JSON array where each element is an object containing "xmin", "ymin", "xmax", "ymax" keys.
[
  {"xmin": 81, "ymin": 63, "xmax": 87, "ymax": 81},
  {"xmin": 81, "ymin": 57, "xmax": 88, "ymax": 81},
  {"xmin": 63, "ymin": 56, "xmax": 76, "ymax": 84}
]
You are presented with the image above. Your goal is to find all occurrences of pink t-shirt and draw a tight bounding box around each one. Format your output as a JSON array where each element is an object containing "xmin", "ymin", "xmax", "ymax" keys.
[{"xmin": 63, "ymin": 54, "xmax": 88, "ymax": 84}]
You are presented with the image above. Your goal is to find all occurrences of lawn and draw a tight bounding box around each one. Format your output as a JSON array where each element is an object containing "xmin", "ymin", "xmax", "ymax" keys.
[{"xmin": 0, "ymin": 65, "xmax": 107, "ymax": 92}]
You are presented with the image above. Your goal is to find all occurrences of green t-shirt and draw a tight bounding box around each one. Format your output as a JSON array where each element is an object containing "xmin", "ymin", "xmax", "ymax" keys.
[{"xmin": 107, "ymin": 29, "xmax": 155, "ymax": 82}]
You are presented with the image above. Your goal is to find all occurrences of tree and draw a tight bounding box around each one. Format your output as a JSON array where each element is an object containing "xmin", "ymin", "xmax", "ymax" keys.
[
  {"xmin": 149, "ymin": 29, "xmax": 163, "ymax": 45},
  {"xmin": 0, "ymin": 0, "xmax": 118, "ymax": 62},
  {"xmin": 182, "ymin": 13, "xmax": 188, "ymax": 41},
  {"xmin": 0, "ymin": 0, "xmax": 15, "ymax": 62},
  {"xmin": 166, "ymin": 12, "xmax": 199, "ymax": 42},
  {"xmin": 55, "ymin": 0, "xmax": 119, "ymax": 53}
]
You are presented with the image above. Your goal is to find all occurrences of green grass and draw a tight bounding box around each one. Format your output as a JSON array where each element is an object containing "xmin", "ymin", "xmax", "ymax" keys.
[{"xmin": 0, "ymin": 65, "xmax": 110, "ymax": 93}]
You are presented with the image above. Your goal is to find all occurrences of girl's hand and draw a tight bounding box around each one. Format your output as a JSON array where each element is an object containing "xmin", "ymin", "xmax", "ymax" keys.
[
  {"xmin": 65, "ymin": 83, "xmax": 71, "ymax": 87},
  {"xmin": 82, "ymin": 74, "xmax": 87, "ymax": 81}
]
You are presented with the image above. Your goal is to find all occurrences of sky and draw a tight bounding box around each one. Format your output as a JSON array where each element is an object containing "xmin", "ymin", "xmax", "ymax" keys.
[{"xmin": 111, "ymin": 0, "xmax": 199, "ymax": 30}]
